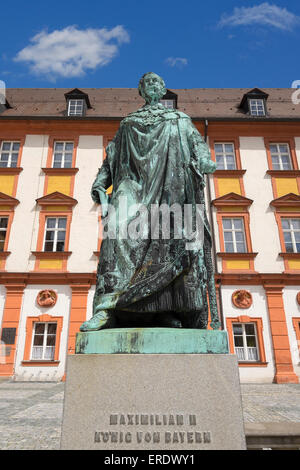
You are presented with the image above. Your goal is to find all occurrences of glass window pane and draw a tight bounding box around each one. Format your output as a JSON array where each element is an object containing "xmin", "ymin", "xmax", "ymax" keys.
[
  {"xmin": 56, "ymin": 241, "xmax": 65, "ymax": 251},
  {"xmin": 281, "ymin": 219, "xmax": 290, "ymax": 229},
  {"xmin": 35, "ymin": 323, "xmax": 45, "ymax": 334},
  {"xmin": 46, "ymin": 218, "xmax": 56, "ymax": 228},
  {"xmin": 222, "ymin": 219, "xmax": 232, "ymax": 230},
  {"xmin": 225, "ymin": 242, "xmax": 234, "ymax": 252},
  {"xmin": 45, "ymin": 231, "xmax": 55, "ymax": 241},
  {"xmin": 12, "ymin": 142, "xmax": 20, "ymax": 151},
  {"xmin": 279, "ymin": 144, "xmax": 288, "ymax": 153},
  {"xmin": 46, "ymin": 335, "xmax": 56, "ymax": 346},
  {"xmin": 44, "ymin": 241, "xmax": 54, "ymax": 252},
  {"xmin": 57, "ymin": 231, "xmax": 66, "ymax": 240},
  {"xmin": 245, "ymin": 324, "xmax": 255, "ymax": 335},
  {"xmin": 58, "ymin": 218, "xmax": 66, "ymax": 228},
  {"xmin": 0, "ymin": 218, "xmax": 8, "ymax": 228},
  {"xmin": 47, "ymin": 324, "xmax": 57, "ymax": 335},
  {"xmin": 235, "ymin": 232, "xmax": 245, "ymax": 242},
  {"xmin": 55, "ymin": 143, "xmax": 64, "ymax": 151},
  {"xmin": 246, "ymin": 336, "xmax": 257, "ymax": 348},
  {"xmin": 234, "ymin": 336, "xmax": 244, "ymax": 347},
  {"xmin": 33, "ymin": 335, "xmax": 44, "ymax": 346},
  {"xmin": 233, "ymin": 219, "xmax": 243, "ymax": 229},
  {"xmin": 1, "ymin": 153, "xmax": 9, "ymax": 161},
  {"xmin": 214, "ymin": 144, "xmax": 223, "ymax": 152},
  {"xmin": 292, "ymin": 219, "xmax": 300, "ymax": 229},
  {"xmin": 2, "ymin": 142, "xmax": 11, "ymax": 151},
  {"xmin": 233, "ymin": 324, "xmax": 243, "ymax": 335},
  {"xmin": 285, "ymin": 243, "xmax": 294, "ymax": 253},
  {"xmin": 283, "ymin": 232, "xmax": 292, "ymax": 243},
  {"xmin": 65, "ymin": 143, "xmax": 74, "ymax": 151},
  {"xmin": 0, "ymin": 232, "xmax": 6, "ymax": 241},
  {"xmin": 224, "ymin": 232, "xmax": 233, "ymax": 242},
  {"xmin": 224, "ymin": 144, "xmax": 234, "ymax": 153},
  {"xmin": 236, "ymin": 242, "xmax": 246, "ymax": 253}
]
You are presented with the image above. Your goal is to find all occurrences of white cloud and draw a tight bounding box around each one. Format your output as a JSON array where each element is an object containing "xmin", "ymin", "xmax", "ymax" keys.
[
  {"xmin": 14, "ymin": 25, "xmax": 130, "ymax": 79},
  {"xmin": 218, "ymin": 2, "xmax": 300, "ymax": 31},
  {"xmin": 165, "ymin": 57, "xmax": 188, "ymax": 67}
]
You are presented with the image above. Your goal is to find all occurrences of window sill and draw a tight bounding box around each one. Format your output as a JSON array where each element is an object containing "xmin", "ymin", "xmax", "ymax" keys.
[
  {"xmin": 217, "ymin": 252, "xmax": 258, "ymax": 259},
  {"xmin": 0, "ymin": 251, "xmax": 11, "ymax": 259},
  {"xmin": 267, "ymin": 170, "xmax": 300, "ymax": 177},
  {"xmin": 42, "ymin": 168, "xmax": 79, "ymax": 175},
  {"xmin": 214, "ymin": 169, "xmax": 246, "ymax": 177},
  {"xmin": 238, "ymin": 361, "xmax": 268, "ymax": 367},
  {"xmin": 21, "ymin": 360, "xmax": 60, "ymax": 367},
  {"xmin": 0, "ymin": 167, "xmax": 23, "ymax": 175},
  {"xmin": 279, "ymin": 252, "xmax": 300, "ymax": 259},
  {"xmin": 32, "ymin": 251, "xmax": 72, "ymax": 259}
]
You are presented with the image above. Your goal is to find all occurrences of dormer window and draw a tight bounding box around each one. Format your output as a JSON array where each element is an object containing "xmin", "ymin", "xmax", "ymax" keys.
[
  {"xmin": 160, "ymin": 99, "xmax": 175, "ymax": 109},
  {"xmin": 68, "ymin": 99, "xmax": 85, "ymax": 116},
  {"xmin": 239, "ymin": 88, "xmax": 268, "ymax": 117},
  {"xmin": 64, "ymin": 88, "xmax": 91, "ymax": 117},
  {"xmin": 160, "ymin": 89, "xmax": 177, "ymax": 109},
  {"xmin": 249, "ymin": 99, "xmax": 265, "ymax": 116}
]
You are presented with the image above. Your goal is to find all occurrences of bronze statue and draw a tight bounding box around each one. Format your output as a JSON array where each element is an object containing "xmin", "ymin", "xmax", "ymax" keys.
[{"xmin": 80, "ymin": 72, "xmax": 220, "ymax": 331}]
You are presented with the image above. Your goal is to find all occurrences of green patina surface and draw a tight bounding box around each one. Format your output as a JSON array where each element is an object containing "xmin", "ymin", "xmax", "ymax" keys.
[{"xmin": 75, "ymin": 328, "xmax": 229, "ymax": 354}]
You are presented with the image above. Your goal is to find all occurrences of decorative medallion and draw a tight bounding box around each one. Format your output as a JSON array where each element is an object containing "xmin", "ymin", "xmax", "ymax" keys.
[
  {"xmin": 232, "ymin": 290, "xmax": 252, "ymax": 309},
  {"xmin": 37, "ymin": 290, "xmax": 57, "ymax": 307},
  {"xmin": 296, "ymin": 292, "xmax": 300, "ymax": 306}
]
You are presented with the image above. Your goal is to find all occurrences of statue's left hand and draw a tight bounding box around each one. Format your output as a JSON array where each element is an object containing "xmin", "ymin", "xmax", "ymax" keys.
[{"xmin": 200, "ymin": 159, "xmax": 217, "ymax": 174}]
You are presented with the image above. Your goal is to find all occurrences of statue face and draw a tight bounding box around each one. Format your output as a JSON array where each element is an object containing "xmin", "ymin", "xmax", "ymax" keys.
[{"xmin": 139, "ymin": 73, "xmax": 166, "ymax": 104}]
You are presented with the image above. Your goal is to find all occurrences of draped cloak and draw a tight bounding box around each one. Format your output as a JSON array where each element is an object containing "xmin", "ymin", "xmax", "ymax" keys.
[{"xmin": 91, "ymin": 104, "xmax": 216, "ymax": 328}]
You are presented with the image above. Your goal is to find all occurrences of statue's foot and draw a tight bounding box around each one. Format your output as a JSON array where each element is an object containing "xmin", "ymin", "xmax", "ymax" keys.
[
  {"xmin": 80, "ymin": 310, "xmax": 115, "ymax": 332},
  {"xmin": 156, "ymin": 312, "xmax": 182, "ymax": 328}
]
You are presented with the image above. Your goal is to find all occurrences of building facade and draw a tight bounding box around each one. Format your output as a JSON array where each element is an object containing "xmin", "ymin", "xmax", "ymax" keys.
[{"xmin": 0, "ymin": 86, "xmax": 299, "ymax": 383}]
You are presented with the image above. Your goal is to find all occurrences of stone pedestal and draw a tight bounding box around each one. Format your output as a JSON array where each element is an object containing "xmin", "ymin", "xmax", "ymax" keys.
[{"xmin": 61, "ymin": 329, "xmax": 246, "ymax": 450}]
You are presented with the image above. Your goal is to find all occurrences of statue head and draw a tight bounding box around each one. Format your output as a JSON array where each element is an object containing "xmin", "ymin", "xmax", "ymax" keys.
[{"xmin": 138, "ymin": 72, "xmax": 166, "ymax": 105}]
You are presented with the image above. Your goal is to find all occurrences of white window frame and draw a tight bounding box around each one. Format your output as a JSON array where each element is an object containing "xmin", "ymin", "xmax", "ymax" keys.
[
  {"xmin": 282, "ymin": 218, "xmax": 300, "ymax": 253},
  {"xmin": 67, "ymin": 99, "xmax": 84, "ymax": 116},
  {"xmin": 214, "ymin": 142, "xmax": 236, "ymax": 170},
  {"xmin": 0, "ymin": 141, "xmax": 20, "ymax": 167},
  {"xmin": 269, "ymin": 143, "xmax": 293, "ymax": 170},
  {"xmin": 160, "ymin": 99, "xmax": 175, "ymax": 109},
  {"xmin": 222, "ymin": 218, "xmax": 247, "ymax": 253},
  {"xmin": 31, "ymin": 322, "xmax": 57, "ymax": 361},
  {"xmin": 233, "ymin": 322, "xmax": 259, "ymax": 362},
  {"xmin": 43, "ymin": 217, "xmax": 67, "ymax": 252},
  {"xmin": 52, "ymin": 141, "xmax": 74, "ymax": 168},
  {"xmin": 249, "ymin": 98, "xmax": 265, "ymax": 116},
  {"xmin": 0, "ymin": 216, "xmax": 8, "ymax": 252}
]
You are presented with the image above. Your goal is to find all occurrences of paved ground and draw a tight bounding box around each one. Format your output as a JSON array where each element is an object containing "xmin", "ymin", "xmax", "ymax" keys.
[{"xmin": 0, "ymin": 380, "xmax": 299, "ymax": 449}]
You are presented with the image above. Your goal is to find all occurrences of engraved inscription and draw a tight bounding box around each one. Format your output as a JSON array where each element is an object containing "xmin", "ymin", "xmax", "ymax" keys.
[{"xmin": 95, "ymin": 413, "xmax": 212, "ymax": 445}]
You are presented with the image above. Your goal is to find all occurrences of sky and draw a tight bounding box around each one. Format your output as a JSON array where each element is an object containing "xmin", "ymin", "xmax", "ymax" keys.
[{"xmin": 1, "ymin": 0, "xmax": 300, "ymax": 90}]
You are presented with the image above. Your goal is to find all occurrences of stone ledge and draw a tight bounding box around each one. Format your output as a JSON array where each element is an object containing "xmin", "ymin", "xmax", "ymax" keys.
[{"xmin": 75, "ymin": 328, "xmax": 229, "ymax": 354}]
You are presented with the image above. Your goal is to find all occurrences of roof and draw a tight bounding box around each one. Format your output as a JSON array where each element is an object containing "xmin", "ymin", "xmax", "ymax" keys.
[{"xmin": 1, "ymin": 87, "xmax": 299, "ymax": 120}]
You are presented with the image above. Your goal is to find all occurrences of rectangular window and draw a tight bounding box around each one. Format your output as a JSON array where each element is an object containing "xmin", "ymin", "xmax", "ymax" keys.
[
  {"xmin": 249, "ymin": 99, "xmax": 265, "ymax": 116},
  {"xmin": 68, "ymin": 99, "xmax": 84, "ymax": 116},
  {"xmin": 233, "ymin": 323, "xmax": 259, "ymax": 361},
  {"xmin": 43, "ymin": 217, "xmax": 67, "ymax": 252},
  {"xmin": 160, "ymin": 99, "xmax": 175, "ymax": 109},
  {"xmin": 0, "ymin": 217, "xmax": 8, "ymax": 251},
  {"xmin": 31, "ymin": 322, "xmax": 57, "ymax": 360},
  {"xmin": 214, "ymin": 143, "xmax": 236, "ymax": 170},
  {"xmin": 269, "ymin": 143, "xmax": 292, "ymax": 170},
  {"xmin": 222, "ymin": 218, "xmax": 246, "ymax": 253},
  {"xmin": 0, "ymin": 141, "xmax": 20, "ymax": 168},
  {"xmin": 282, "ymin": 218, "xmax": 300, "ymax": 253},
  {"xmin": 53, "ymin": 141, "xmax": 74, "ymax": 168}
]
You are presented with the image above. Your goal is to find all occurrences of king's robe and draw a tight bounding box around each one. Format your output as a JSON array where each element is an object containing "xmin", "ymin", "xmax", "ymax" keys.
[{"xmin": 91, "ymin": 103, "xmax": 216, "ymax": 328}]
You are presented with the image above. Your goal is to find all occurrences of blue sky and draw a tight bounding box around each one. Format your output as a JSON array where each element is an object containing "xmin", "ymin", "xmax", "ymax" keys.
[{"xmin": 1, "ymin": 0, "xmax": 300, "ymax": 89}]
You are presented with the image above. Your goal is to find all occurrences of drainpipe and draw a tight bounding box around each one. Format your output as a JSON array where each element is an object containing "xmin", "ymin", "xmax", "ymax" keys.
[{"xmin": 204, "ymin": 119, "xmax": 224, "ymax": 330}]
